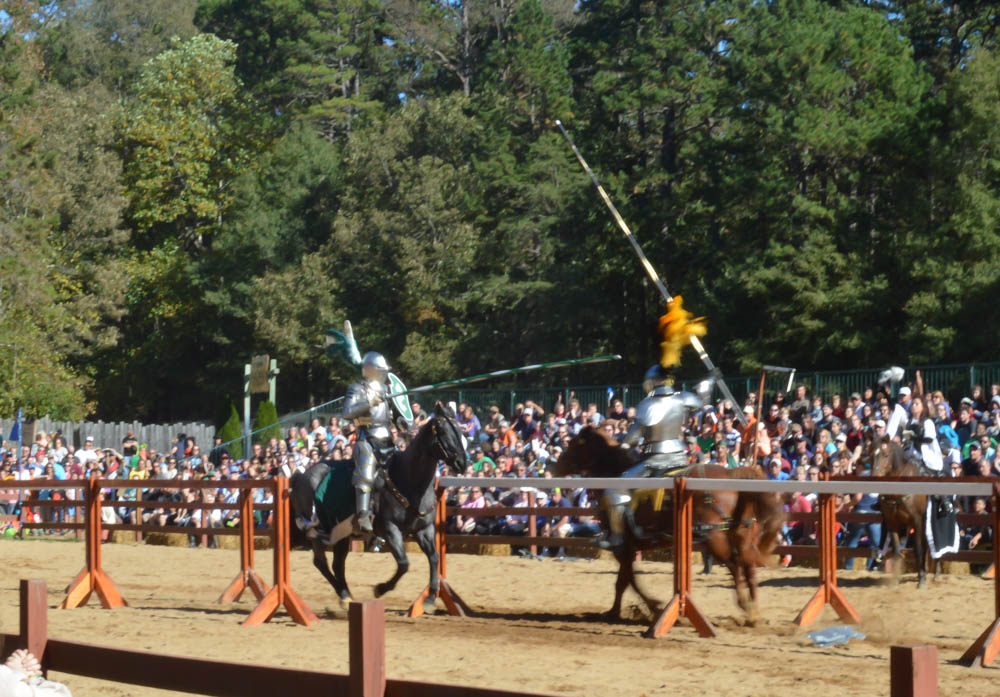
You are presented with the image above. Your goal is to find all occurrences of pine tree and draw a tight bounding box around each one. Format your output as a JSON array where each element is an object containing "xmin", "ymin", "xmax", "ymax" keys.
[
  {"xmin": 253, "ymin": 400, "xmax": 282, "ymax": 445},
  {"xmin": 217, "ymin": 400, "xmax": 244, "ymax": 460}
]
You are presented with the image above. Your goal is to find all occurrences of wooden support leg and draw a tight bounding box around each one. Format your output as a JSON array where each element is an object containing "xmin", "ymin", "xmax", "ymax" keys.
[
  {"xmin": 61, "ymin": 477, "xmax": 126, "ymax": 610},
  {"xmin": 409, "ymin": 486, "xmax": 466, "ymax": 618},
  {"xmin": 960, "ymin": 484, "xmax": 1000, "ymax": 667},
  {"xmin": 646, "ymin": 478, "xmax": 716, "ymax": 638},
  {"xmin": 794, "ymin": 483, "xmax": 859, "ymax": 627},
  {"xmin": 244, "ymin": 477, "xmax": 318, "ymax": 627},
  {"xmin": 219, "ymin": 490, "xmax": 271, "ymax": 603}
]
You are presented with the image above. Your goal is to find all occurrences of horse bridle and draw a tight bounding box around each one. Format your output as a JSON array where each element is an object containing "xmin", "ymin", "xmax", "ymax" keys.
[{"xmin": 429, "ymin": 415, "xmax": 465, "ymax": 474}]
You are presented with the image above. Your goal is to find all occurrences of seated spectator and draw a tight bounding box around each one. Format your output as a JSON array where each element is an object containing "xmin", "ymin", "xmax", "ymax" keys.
[
  {"xmin": 502, "ymin": 488, "xmax": 531, "ymax": 536},
  {"xmin": 540, "ymin": 488, "xmax": 573, "ymax": 557},
  {"xmin": 961, "ymin": 497, "xmax": 993, "ymax": 563},
  {"xmin": 767, "ymin": 459, "xmax": 790, "ymax": 481}
]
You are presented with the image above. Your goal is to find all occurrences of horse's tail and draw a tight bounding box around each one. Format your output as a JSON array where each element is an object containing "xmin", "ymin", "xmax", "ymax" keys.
[{"xmin": 728, "ymin": 466, "xmax": 786, "ymax": 567}]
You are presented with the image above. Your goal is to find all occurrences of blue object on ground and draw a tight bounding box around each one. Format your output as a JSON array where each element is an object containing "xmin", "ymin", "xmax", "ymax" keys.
[{"xmin": 806, "ymin": 625, "xmax": 867, "ymax": 647}]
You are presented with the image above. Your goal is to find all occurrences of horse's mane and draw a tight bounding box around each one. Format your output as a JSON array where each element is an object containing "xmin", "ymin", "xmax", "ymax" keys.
[{"xmin": 553, "ymin": 426, "xmax": 633, "ymax": 477}]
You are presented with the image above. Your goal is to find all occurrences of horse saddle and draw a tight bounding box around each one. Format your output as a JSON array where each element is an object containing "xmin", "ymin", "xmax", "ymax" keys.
[
  {"xmin": 314, "ymin": 462, "xmax": 358, "ymax": 531},
  {"xmin": 629, "ymin": 464, "xmax": 688, "ymax": 513}
]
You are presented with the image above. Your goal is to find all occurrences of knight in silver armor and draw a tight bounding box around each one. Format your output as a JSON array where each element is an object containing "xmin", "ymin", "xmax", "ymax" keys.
[
  {"xmin": 343, "ymin": 351, "xmax": 412, "ymax": 533},
  {"xmin": 596, "ymin": 364, "xmax": 706, "ymax": 550}
]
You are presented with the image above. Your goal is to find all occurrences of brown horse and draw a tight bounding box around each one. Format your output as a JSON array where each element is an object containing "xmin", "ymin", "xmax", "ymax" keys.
[
  {"xmin": 553, "ymin": 426, "xmax": 785, "ymax": 623},
  {"xmin": 870, "ymin": 436, "xmax": 932, "ymax": 587}
]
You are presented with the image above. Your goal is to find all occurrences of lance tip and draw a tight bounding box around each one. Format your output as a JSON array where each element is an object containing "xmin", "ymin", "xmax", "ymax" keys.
[{"xmin": 554, "ymin": 119, "xmax": 562, "ymax": 126}]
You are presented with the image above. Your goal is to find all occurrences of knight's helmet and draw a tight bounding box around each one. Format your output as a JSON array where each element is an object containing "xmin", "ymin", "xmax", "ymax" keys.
[
  {"xmin": 361, "ymin": 351, "xmax": 390, "ymax": 383},
  {"xmin": 643, "ymin": 364, "xmax": 673, "ymax": 395}
]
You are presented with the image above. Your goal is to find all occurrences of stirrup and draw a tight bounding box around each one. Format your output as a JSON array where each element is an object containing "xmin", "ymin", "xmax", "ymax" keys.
[
  {"xmin": 355, "ymin": 512, "xmax": 374, "ymax": 534},
  {"xmin": 595, "ymin": 532, "xmax": 624, "ymax": 550}
]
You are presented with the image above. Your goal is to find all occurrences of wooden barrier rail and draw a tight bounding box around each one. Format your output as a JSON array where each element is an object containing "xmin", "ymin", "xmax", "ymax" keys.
[
  {"xmin": 0, "ymin": 579, "xmax": 560, "ymax": 697},
  {"xmin": 428, "ymin": 475, "xmax": 1000, "ymax": 667},
  {"xmin": 1, "ymin": 477, "xmax": 313, "ymax": 626}
]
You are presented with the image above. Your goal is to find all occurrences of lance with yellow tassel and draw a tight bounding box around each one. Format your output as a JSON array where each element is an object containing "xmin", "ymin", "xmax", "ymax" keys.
[{"xmin": 555, "ymin": 119, "xmax": 747, "ymax": 426}]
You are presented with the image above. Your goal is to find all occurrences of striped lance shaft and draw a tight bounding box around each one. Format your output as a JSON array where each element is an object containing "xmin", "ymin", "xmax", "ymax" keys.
[
  {"xmin": 381, "ymin": 354, "xmax": 623, "ymax": 401},
  {"xmin": 554, "ymin": 119, "xmax": 747, "ymax": 426}
]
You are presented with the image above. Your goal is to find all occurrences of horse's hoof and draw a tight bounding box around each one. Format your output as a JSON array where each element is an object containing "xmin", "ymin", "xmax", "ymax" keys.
[
  {"xmin": 604, "ymin": 607, "xmax": 621, "ymax": 621},
  {"xmin": 421, "ymin": 598, "xmax": 436, "ymax": 615},
  {"xmin": 736, "ymin": 589, "xmax": 751, "ymax": 612},
  {"xmin": 374, "ymin": 583, "xmax": 389, "ymax": 598},
  {"xmin": 918, "ymin": 579, "xmax": 928, "ymax": 590},
  {"xmin": 339, "ymin": 594, "xmax": 353, "ymax": 610}
]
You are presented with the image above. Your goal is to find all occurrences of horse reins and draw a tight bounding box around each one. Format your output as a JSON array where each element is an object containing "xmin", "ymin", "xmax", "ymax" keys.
[{"xmin": 384, "ymin": 416, "xmax": 463, "ymax": 519}]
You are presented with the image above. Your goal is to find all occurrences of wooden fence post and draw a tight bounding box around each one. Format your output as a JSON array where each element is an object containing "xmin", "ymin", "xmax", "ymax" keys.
[
  {"xmin": 349, "ymin": 601, "xmax": 386, "ymax": 697},
  {"xmin": 891, "ymin": 645, "xmax": 938, "ymax": 697},
  {"xmin": 794, "ymin": 473, "xmax": 860, "ymax": 627},
  {"xmin": 19, "ymin": 579, "xmax": 48, "ymax": 665},
  {"xmin": 960, "ymin": 481, "xmax": 1000, "ymax": 667},
  {"xmin": 408, "ymin": 485, "xmax": 470, "ymax": 618},
  {"xmin": 218, "ymin": 487, "xmax": 271, "ymax": 604},
  {"xmin": 646, "ymin": 477, "xmax": 716, "ymax": 638},
  {"xmin": 60, "ymin": 476, "xmax": 126, "ymax": 610},
  {"xmin": 242, "ymin": 477, "xmax": 318, "ymax": 627}
]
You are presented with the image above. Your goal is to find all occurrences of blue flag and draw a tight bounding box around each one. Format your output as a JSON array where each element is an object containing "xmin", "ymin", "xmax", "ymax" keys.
[{"xmin": 8, "ymin": 409, "xmax": 21, "ymax": 442}]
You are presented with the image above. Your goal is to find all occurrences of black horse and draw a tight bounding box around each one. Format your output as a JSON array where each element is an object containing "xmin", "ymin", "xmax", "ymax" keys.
[{"xmin": 290, "ymin": 401, "xmax": 467, "ymax": 614}]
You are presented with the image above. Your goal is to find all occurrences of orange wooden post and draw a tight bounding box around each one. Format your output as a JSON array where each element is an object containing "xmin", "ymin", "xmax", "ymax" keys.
[
  {"xmin": 60, "ymin": 477, "xmax": 126, "ymax": 610},
  {"xmin": 409, "ymin": 485, "xmax": 470, "ymax": 618},
  {"xmin": 243, "ymin": 477, "xmax": 318, "ymax": 627},
  {"xmin": 983, "ymin": 563, "xmax": 995, "ymax": 580},
  {"xmin": 646, "ymin": 477, "xmax": 716, "ymax": 638},
  {"xmin": 20, "ymin": 579, "xmax": 48, "ymax": 663},
  {"xmin": 794, "ymin": 475, "xmax": 859, "ymax": 626},
  {"xmin": 891, "ymin": 645, "xmax": 938, "ymax": 697},
  {"xmin": 960, "ymin": 482, "xmax": 1000, "ymax": 667},
  {"xmin": 218, "ymin": 488, "xmax": 271, "ymax": 603},
  {"xmin": 349, "ymin": 601, "xmax": 386, "ymax": 697}
]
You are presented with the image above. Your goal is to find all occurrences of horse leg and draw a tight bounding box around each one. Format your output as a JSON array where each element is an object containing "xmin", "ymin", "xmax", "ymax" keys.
[
  {"xmin": 890, "ymin": 529, "xmax": 903, "ymax": 576},
  {"xmin": 914, "ymin": 520, "xmax": 927, "ymax": 589},
  {"xmin": 331, "ymin": 538, "xmax": 353, "ymax": 608},
  {"xmin": 310, "ymin": 540, "xmax": 336, "ymax": 589},
  {"xmin": 607, "ymin": 548, "xmax": 630, "ymax": 619},
  {"xmin": 624, "ymin": 550, "xmax": 661, "ymax": 618},
  {"xmin": 414, "ymin": 524, "xmax": 439, "ymax": 615},
  {"xmin": 743, "ymin": 559, "xmax": 761, "ymax": 625},
  {"xmin": 374, "ymin": 523, "xmax": 408, "ymax": 598}
]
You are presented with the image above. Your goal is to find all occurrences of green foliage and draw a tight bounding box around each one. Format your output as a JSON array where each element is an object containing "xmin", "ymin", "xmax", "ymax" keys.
[
  {"xmin": 217, "ymin": 399, "xmax": 243, "ymax": 459},
  {"xmin": 8, "ymin": 0, "xmax": 1000, "ymax": 423},
  {"xmin": 252, "ymin": 400, "xmax": 282, "ymax": 444},
  {"xmin": 116, "ymin": 33, "xmax": 262, "ymax": 250}
]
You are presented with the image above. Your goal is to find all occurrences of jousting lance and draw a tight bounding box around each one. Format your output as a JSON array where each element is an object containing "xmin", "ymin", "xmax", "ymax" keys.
[
  {"xmin": 381, "ymin": 354, "xmax": 622, "ymax": 402},
  {"xmin": 554, "ymin": 119, "xmax": 747, "ymax": 426}
]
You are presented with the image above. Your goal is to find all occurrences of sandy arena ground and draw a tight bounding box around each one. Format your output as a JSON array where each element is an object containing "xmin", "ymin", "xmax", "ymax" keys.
[{"xmin": 0, "ymin": 538, "xmax": 997, "ymax": 696}]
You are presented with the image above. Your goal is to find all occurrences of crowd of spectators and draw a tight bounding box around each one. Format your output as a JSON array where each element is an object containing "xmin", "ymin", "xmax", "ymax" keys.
[{"xmin": 0, "ymin": 379, "xmax": 994, "ymax": 569}]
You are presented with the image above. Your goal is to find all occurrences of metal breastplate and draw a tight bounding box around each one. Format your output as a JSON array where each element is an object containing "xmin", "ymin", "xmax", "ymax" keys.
[
  {"xmin": 636, "ymin": 390, "xmax": 694, "ymax": 455},
  {"xmin": 344, "ymin": 380, "xmax": 392, "ymax": 439}
]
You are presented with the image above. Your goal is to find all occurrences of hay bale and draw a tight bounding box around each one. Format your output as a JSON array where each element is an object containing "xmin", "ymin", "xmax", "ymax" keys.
[
  {"xmin": 940, "ymin": 560, "xmax": 970, "ymax": 575},
  {"xmin": 143, "ymin": 532, "xmax": 190, "ymax": 547},
  {"xmin": 447, "ymin": 540, "xmax": 511, "ymax": 556}
]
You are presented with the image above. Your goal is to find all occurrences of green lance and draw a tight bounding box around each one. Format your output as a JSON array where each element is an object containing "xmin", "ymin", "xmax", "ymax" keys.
[
  {"xmin": 381, "ymin": 354, "xmax": 622, "ymax": 402},
  {"xmin": 554, "ymin": 119, "xmax": 747, "ymax": 427}
]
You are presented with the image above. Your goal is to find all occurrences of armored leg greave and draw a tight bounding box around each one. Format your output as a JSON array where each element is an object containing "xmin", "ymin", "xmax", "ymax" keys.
[{"xmin": 352, "ymin": 441, "xmax": 377, "ymax": 533}]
